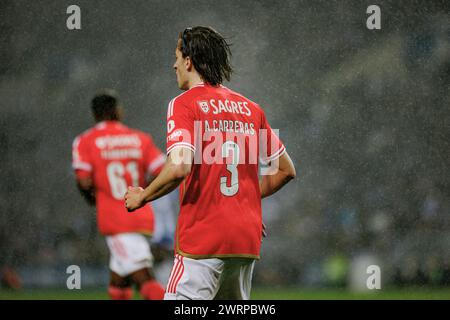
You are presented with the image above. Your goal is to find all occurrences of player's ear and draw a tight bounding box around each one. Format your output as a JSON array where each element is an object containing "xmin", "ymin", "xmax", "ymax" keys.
[{"xmin": 185, "ymin": 56, "xmax": 193, "ymax": 71}]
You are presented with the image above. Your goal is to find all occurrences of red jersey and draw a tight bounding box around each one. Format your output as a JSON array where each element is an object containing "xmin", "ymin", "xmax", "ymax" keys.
[
  {"xmin": 166, "ymin": 83, "xmax": 285, "ymax": 259},
  {"xmin": 72, "ymin": 121, "xmax": 165, "ymax": 235}
]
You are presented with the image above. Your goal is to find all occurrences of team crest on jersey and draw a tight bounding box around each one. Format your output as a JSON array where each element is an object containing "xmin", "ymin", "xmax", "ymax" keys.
[{"xmin": 197, "ymin": 100, "xmax": 210, "ymax": 114}]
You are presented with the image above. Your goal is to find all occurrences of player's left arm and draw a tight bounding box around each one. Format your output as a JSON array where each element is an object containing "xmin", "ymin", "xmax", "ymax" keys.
[
  {"xmin": 259, "ymin": 150, "xmax": 296, "ymax": 199},
  {"xmin": 258, "ymin": 108, "xmax": 296, "ymax": 198},
  {"xmin": 125, "ymin": 147, "xmax": 193, "ymax": 211}
]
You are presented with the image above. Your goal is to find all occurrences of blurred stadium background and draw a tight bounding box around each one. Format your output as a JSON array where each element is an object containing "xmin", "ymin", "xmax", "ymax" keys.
[{"xmin": 0, "ymin": 0, "xmax": 449, "ymax": 299}]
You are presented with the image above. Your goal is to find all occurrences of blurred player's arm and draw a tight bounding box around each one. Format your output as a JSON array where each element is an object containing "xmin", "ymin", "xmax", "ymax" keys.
[
  {"xmin": 260, "ymin": 151, "xmax": 296, "ymax": 199},
  {"xmin": 125, "ymin": 148, "xmax": 193, "ymax": 211},
  {"xmin": 76, "ymin": 176, "xmax": 96, "ymax": 206},
  {"xmin": 72, "ymin": 135, "xmax": 96, "ymax": 206}
]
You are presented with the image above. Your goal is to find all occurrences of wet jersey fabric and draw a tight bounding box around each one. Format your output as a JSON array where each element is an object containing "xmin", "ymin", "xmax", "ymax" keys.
[
  {"xmin": 73, "ymin": 121, "xmax": 165, "ymax": 235},
  {"xmin": 166, "ymin": 83, "xmax": 285, "ymax": 259}
]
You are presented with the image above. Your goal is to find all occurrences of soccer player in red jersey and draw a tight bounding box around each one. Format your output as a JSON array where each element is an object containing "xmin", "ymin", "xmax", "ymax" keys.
[
  {"xmin": 72, "ymin": 90, "xmax": 165, "ymax": 300},
  {"xmin": 125, "ymin": 27, "xmax": 296, "ymax": 299}
]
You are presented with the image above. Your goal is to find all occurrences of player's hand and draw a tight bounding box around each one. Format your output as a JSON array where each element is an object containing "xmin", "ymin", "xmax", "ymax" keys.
[{"xmin": 124, "ymin": 186, "xmax": 145, "ymax": 212}]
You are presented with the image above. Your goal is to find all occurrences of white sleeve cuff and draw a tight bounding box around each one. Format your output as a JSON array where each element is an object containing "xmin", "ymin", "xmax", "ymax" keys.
[
  {"xmin": 72, "ymin": 161, "xmax": 92, "ymax": 171},
  {"xmin": 260, "ymin": 145, "xmax": 286, "ymax": 164},
  {"xmin": 167, "ymin": 142, "xmax": 196, "ymax": 155},
  {"xmin": 147, "ymin": 154, "xmax": 166, "ymax": 175}
]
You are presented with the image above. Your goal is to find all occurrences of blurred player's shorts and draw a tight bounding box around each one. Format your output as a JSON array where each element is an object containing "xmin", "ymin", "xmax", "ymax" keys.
[{"xmin": 106, "ymin": 233, "xmax": 154, "ymax": 277}]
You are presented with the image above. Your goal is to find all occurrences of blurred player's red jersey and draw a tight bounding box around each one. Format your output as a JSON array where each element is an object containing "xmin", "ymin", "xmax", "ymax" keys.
[
  {"xmin": 72, "ymin": 121, "xmax": 165, "ymax": 235},
  {"xmin": 167, "ymin": 83, "xmax": 285, "ymax": 259}
]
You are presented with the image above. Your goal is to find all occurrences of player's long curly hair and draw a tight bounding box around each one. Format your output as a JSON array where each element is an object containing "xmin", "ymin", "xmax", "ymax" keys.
[{"xmin": 179, "ymin": 26, "xmax": 233, "ymax": 86}]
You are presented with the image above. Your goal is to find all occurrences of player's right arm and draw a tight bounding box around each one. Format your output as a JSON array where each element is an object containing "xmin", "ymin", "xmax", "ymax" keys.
[
  {"xmin": 142, "ymin": 134, "xmax": 166, "ymax": 184},
  {"xmin": 125, "ymin": 96, "xmax": 195, "ymax": 212},
  {"xmin": 76, "ymin": 177, "xmax": 96, "ymax": 206},
  {"xmin": 72, "ymin": 135, "xmax": 96, "ymax": 206},
  {"xmin": 125, "ymin": 147, "xmax": 193, "ymax": 211},
  {"xmin": 260, "ymin": 151, "xmax": 296, "ymax": 198}
]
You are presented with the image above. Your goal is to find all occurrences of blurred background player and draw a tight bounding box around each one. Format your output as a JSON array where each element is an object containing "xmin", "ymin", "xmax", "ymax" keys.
[
  {"xmin": 72, "ymin": 90, "xmax": 166, "ymax": 300},
  {"xmin": 149, "ymin": 189, "xmax": 178, "ymax": 284},
  {"xmin": 125, "ymin": 26, "xmax": 296, "ymax": 300}
]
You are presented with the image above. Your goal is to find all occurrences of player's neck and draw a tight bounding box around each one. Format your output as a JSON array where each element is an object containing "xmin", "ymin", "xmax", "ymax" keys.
[
  {"xmin": 187, "ymin": 74, "xmax": 204, "ymax": 89},
  {"xmin": 95, "ymin": 119, "xmax": 120, "ymax": 127},
  {"xmin": 97, "ymin": 120, "xmax": 119, "ymax": 123}
]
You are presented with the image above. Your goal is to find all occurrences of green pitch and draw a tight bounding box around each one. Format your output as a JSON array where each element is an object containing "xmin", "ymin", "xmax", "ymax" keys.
[{"xmin": 1, "ymin": 287, "xmax": 449, "ymax": 300}]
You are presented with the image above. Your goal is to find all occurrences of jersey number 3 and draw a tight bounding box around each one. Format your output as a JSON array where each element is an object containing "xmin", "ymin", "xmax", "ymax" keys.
[{"xmin": 220, "ymin": 141, "xmax": 240, "ymax": 197}]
